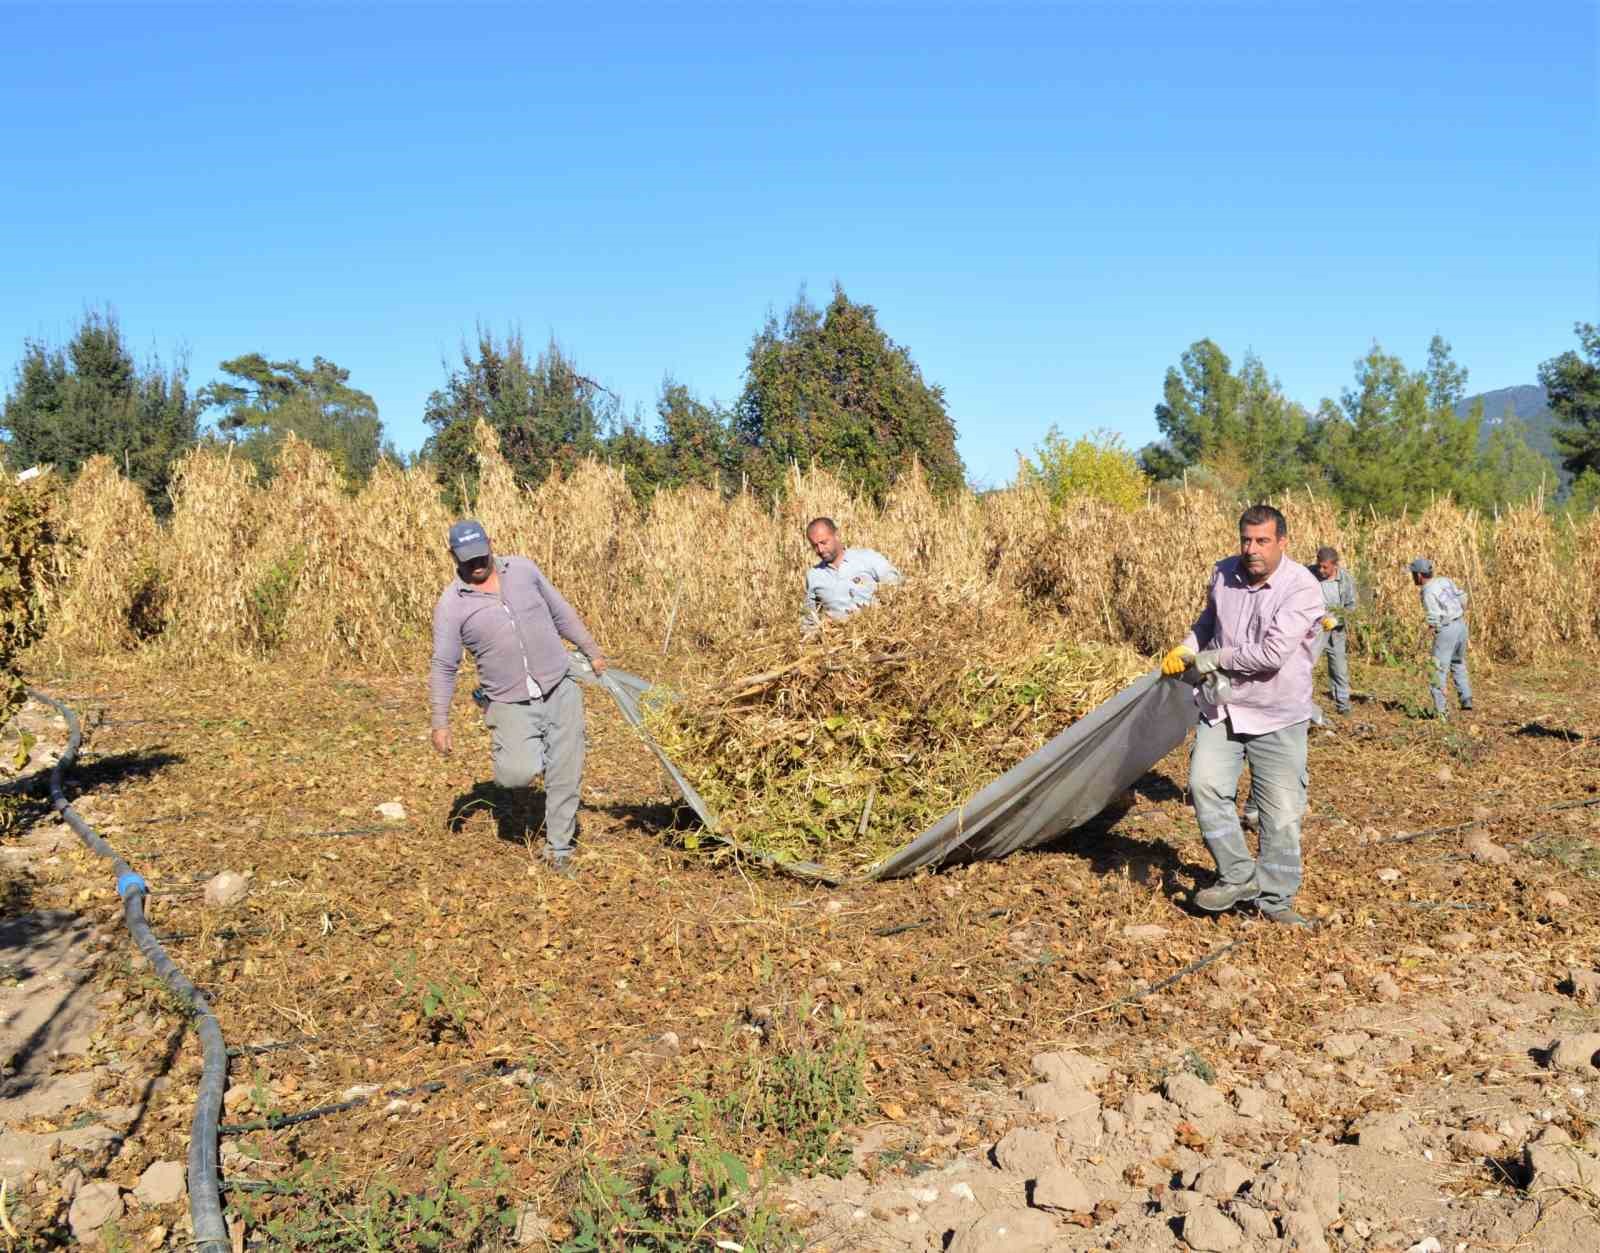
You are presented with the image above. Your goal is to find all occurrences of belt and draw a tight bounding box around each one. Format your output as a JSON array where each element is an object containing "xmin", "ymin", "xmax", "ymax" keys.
[{"xmin": 503, "ymin": 675, "xmax": 568, "ymax": 705}]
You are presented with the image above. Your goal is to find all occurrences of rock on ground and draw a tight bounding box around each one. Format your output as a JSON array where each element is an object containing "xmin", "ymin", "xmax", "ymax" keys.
[
  {"xmin": 133, "ymin": 1158, "xmax": 186, "ymax": 1206},
  {"xmin": 1183, "ymin": 1203, "xmax": 1242, "ymax": 1251},
  {"xmin": 203, "ymin": 870, "xmax": 250, "ymax": 909},
  {"xmin": 1030, "ymin": 1164, "xmax": 1093, "ymax": 1213},
  {"xmin": 991, "ymin": 1127, "xmax": 1058, "ymax": 1178},
  {"xmin": 948, "ymin": 1207, "xmax": 1060, "ymax": 1253},
  {"xmin": 1547, "ymin": 1033, "xmax": 1600, "ymax": 1072},
  {"xmin": 1525, "ymin": 1142, "xmax": 1600, "ymax": 1191},
  {"xmin": 68, "ymin": 1180, "xmax": 123, "ymax": 1241}
]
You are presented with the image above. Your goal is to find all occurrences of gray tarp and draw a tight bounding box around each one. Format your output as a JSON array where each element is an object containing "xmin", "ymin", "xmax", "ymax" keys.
[{"xmin": 575, "ymin": 658, "xmax": 1197, "ymax": 885}]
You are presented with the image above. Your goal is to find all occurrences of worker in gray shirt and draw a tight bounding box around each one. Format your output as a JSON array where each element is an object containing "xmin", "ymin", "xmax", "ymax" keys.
[
  {"xmin": 1311, "ymin": 546, "xmax": 1356, "ymax": 715},
  {"xmin": 430, "ymin": 520, "xmax": 608, "ymax": 876},
  {"xmin": 803, "ymin": 516, "xmax": 902, "ymax": 626},
  {"xmin": 1410, "ymin": 557, "xmax": 1473, "ymax": 717}
]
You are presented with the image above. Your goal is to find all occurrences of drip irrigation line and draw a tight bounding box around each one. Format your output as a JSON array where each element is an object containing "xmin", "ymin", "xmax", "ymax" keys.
[
  {"xmin": 128, "ymin": 811, "xmax": 214, "ymax": 826},
  {"xmin": 1060, "ymin": 937, "xmax": 1246, "ymax": 1025},
  {"xmin": 218, "ymin": 1058, "xmax": 518, "ymax": 1135},
  {"xmin": 28, "ymin": 687, "xmax": 231, "ymax": 1253},
  {"xmin": 227, "ymin": 1036, "xmax": 322, "ymax": 1059},
  {"xmin": 1375, "ymin": 792, "xmax": 1600, "ymax": 848},
  {"xmin": 293, "ymin": 825, "xmax": 388, "ymax": 839},
  {"xmin": 873, "ymin": 907, "xmax": 1010, "ymax": 938}
]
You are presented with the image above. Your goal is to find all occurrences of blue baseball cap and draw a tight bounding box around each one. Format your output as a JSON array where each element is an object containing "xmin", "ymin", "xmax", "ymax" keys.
[
  {"xmin": 1409, "ymin": 557, "xmax": 1433, "ymax": 576},
  {"xmin": 448, "ymin": 520, "xmax": 491, "ymax": 562}
]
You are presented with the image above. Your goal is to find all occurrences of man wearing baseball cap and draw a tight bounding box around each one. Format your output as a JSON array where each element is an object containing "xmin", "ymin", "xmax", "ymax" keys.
[
  {"xmin": 1410, "ymin": 557, "xmax": 1473, "ymax": 718},
  {"xmin": 429, "ymin": 520, "xmax": 609, "ymax": 876}
]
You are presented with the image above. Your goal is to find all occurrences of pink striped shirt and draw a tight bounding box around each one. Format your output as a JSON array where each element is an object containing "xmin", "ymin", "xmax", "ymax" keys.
[{"xmin": 1181, "ymin": 555, "xmax": 1324, "ymax": 734}]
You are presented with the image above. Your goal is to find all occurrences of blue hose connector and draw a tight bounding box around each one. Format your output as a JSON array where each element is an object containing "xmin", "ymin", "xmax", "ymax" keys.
[{"xmin": 116, "ymin": 871, "xmax": 148, "ymax": 900}]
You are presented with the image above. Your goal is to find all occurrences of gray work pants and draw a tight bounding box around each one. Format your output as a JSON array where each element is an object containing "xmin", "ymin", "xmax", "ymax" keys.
[
  {"xmin": 1190, "ymin": 717, "xmax": 1309, "ymax": 913},
  {"xmin": 1430, "ymin": 619, "xmax": 1472, "ymax": 714},
  {"xmin": 1312, "ymin": 628, "xmax": 1351, "ymax": 711},
  {"xmin": 485, "ymin": 677, "xmax": 586, "ymax": 853}
]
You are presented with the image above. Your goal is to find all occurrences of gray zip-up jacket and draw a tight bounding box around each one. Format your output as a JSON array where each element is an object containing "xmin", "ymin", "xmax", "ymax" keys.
[
  {"xmin": 1317, "ymin": 567, "xmax": 1358, "ymax": 625},
  {"xmin": 1420, "ymin": 576, "xmax": 1468, "ymax": 629},
  {"xmin": 430, "ymin": 556, "xmax": 601, "ymax": 729}
]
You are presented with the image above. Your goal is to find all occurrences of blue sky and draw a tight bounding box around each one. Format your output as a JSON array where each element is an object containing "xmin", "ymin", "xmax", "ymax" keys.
[{"xmin": 2, "ymin": 1, "xmax": 1594, "ymax": 488}]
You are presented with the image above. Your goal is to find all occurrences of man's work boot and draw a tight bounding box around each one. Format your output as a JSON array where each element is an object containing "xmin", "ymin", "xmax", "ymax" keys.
[
  {"xmin": 1194, "ymin": 877, "xmax": 1260, "ymax": 912},
  {"xmin": 541, "ymin": 847, "xmax": 577, "ymax": 879},
  {"xmin": 1260, "ymin": 906, "xmax": 1314, "ymax": 929}
]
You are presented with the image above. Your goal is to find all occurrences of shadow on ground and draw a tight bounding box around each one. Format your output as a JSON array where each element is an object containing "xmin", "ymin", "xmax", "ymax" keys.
[
  {"xmin": 1515, "ymin": 721, "xmax": 1587, "ymax": 742},
  {"xmin": 4, "ymin": 749, "xmax": 184, "ymax": 836},
  {"xmin": 446, "ymin": 781, "xmax": 550, "ymax": 848}
]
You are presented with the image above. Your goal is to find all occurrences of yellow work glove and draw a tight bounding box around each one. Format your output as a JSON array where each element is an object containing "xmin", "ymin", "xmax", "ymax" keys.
[
  {"xmin": 1321, "ymin": 615, "xmax": 1337, "ymax": 630},
  {"xmin": 1161, "ymin": 645, "xmax": 1196, "ymax": 676}
]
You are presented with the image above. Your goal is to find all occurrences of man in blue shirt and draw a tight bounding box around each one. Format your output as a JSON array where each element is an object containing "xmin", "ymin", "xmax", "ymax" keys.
[{"xmin": 803, "ymin": 517, "xmax": 902, "ymax": 627}]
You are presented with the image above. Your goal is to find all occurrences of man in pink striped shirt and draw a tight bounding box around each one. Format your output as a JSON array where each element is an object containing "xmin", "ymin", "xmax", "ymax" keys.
[{"xmin": 1161, "ymin": 504, "xmax": 1324, "ymax": 927}]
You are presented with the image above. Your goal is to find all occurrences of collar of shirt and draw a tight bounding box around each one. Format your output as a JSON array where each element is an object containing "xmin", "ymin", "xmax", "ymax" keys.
[{"xmin": 453, "ymin": 557, "xmax": 509, "ymax": 596}]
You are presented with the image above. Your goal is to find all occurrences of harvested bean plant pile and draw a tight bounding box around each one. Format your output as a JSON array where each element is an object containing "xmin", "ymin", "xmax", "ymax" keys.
[{"xmin": 644, "ymin": 582, "xmax": 1148, "ymax": 874}]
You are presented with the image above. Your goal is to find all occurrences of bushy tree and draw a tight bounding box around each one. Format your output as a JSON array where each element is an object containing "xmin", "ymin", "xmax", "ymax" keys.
[
  {"xmin": 1151, "ymin": 339, "xmax": 1243, "ymax": 468},
  {"xmin": 201, "ymin": 353, "xmax": 385, "ymax": 482},
  {"xmin": 1310, "ymin": 338, "xmax": 1481, "ymax": 513},
  {"xmin": 1, "ymin": 311, "xmax": 198, "ymax": 511},
  {"xmin": 1562, "ymin": 468, "xmax": 1600, "ymax": 517},
  {"xmin": 735, "ymin": 286, "xmax": 964, "ymax": 501},
  {"xmin": 422, "ymin": 330, "xmax": 619, "ymax": 502},
  {"xmin": 1470, "ymin": 410, "xmax": 1555, "ymax": 509},
  {"xmin": 1145, "ymin": 340, "xmax": 1311, "ymax": 496},
  {"xmin": 651, "ymin": 380, "xmax": 738, "ymax": 492},
  {"xmin": 1021, "ymin": 428, "xmax": 1149, "ymax": 510},
  {"xmin": 1539, "ymin": 322, "xmax": 1600, "ymax": 477}
]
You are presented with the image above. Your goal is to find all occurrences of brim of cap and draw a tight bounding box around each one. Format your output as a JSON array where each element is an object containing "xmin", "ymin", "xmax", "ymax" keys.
[{"xmin": 451, "ymin": 539, "xmax": 492, "ymax": 561}]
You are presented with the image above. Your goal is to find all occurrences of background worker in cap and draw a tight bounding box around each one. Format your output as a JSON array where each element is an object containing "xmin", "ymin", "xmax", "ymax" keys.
[
  {"xmin": 803, "ymin": 516, "xmax": 902, "ymax": 627},
  {"xmin": 1161, "ymin": 504, "xmax": 1324, "ymax": 927},
  {"xmin": 1410, "ymin": 557, "xmax": 1472, "ymax": 717},
  {"xmin": 429, "ymin": 520, "xmax": 608, "ymax": 876},
  {"xmin": 1311, "ymin": 546, "xmax": 1357, "ymax": 715}
]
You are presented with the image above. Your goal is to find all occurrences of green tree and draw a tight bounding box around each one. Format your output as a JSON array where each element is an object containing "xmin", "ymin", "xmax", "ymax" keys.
[
  {"xmin": 1539, "ymin": 322, "xmax": 1600, "ymax": 477},
  {"xmin": 421, "ymin": 330, "xmax": 618, "ymax": 502},
  {"xmin": 1469, "ymin": 409, "xmax": 1553, "ymax": 509},
  {"xmin": 1310, "ymin": 338, "xmax": 1482, "ymax": 514},
  {"xmin": 1144, "ymin": 341, "xmax": 1310, "ymax": 497},
  {"xmin": 734, "ymin": 286, "xmax": 964, "ymax": 501},
  {"xmin": 2, "ymin": 311, "xmax": 198, "ymax": 511},
  {"xmin": 652, "ymin": 380, "xmax": 737, "ymax": 492},
  {"xmin": 1150, "ymin": 339, "xmax": 1243, "ymax": 468},
  {"xmin": 1562, "ymin": 467, "xmax": 1600, "ymax": 517},
  {"xmin": 200, "ymin": 353, "xmax": 384, "ymax": 483}
]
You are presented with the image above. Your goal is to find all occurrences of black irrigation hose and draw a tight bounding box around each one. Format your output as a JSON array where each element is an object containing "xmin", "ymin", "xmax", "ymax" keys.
[{"xmin": 29, "ymin": 688, "xmax": 231, "ymax": 1253}]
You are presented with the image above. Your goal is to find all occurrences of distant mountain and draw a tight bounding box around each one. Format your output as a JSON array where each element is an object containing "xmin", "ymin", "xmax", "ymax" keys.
[{"xmin": 1458, "ymin": 384, "xmax": 1570, "ymax": 487}]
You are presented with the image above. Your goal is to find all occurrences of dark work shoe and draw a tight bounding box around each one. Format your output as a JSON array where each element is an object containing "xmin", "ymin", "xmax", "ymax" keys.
[
  {"xmin": 1261, "ymin": 907, "xmax": 1314, "ymax": 929},
  {"xmin": 1334, "ymin": 705, "xmax": 1351, "ymax": 716},
  {"xmin": 1460, "ymin": 703, "xmax": 1474, "ymax": 712},
  {"xmin": 1194, "ymin": 878, "xmax": 1261, "ymax": 912}
]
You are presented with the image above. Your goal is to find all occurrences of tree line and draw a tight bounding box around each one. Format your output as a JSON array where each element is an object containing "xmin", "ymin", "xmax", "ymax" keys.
[
  {"xmin": 4, "ymin": 296, "xmax": 1598, "ymax": 517},
  {"xmin": 1141, "ymin": 331, "xmax": 1600, "ymax": 514}
]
